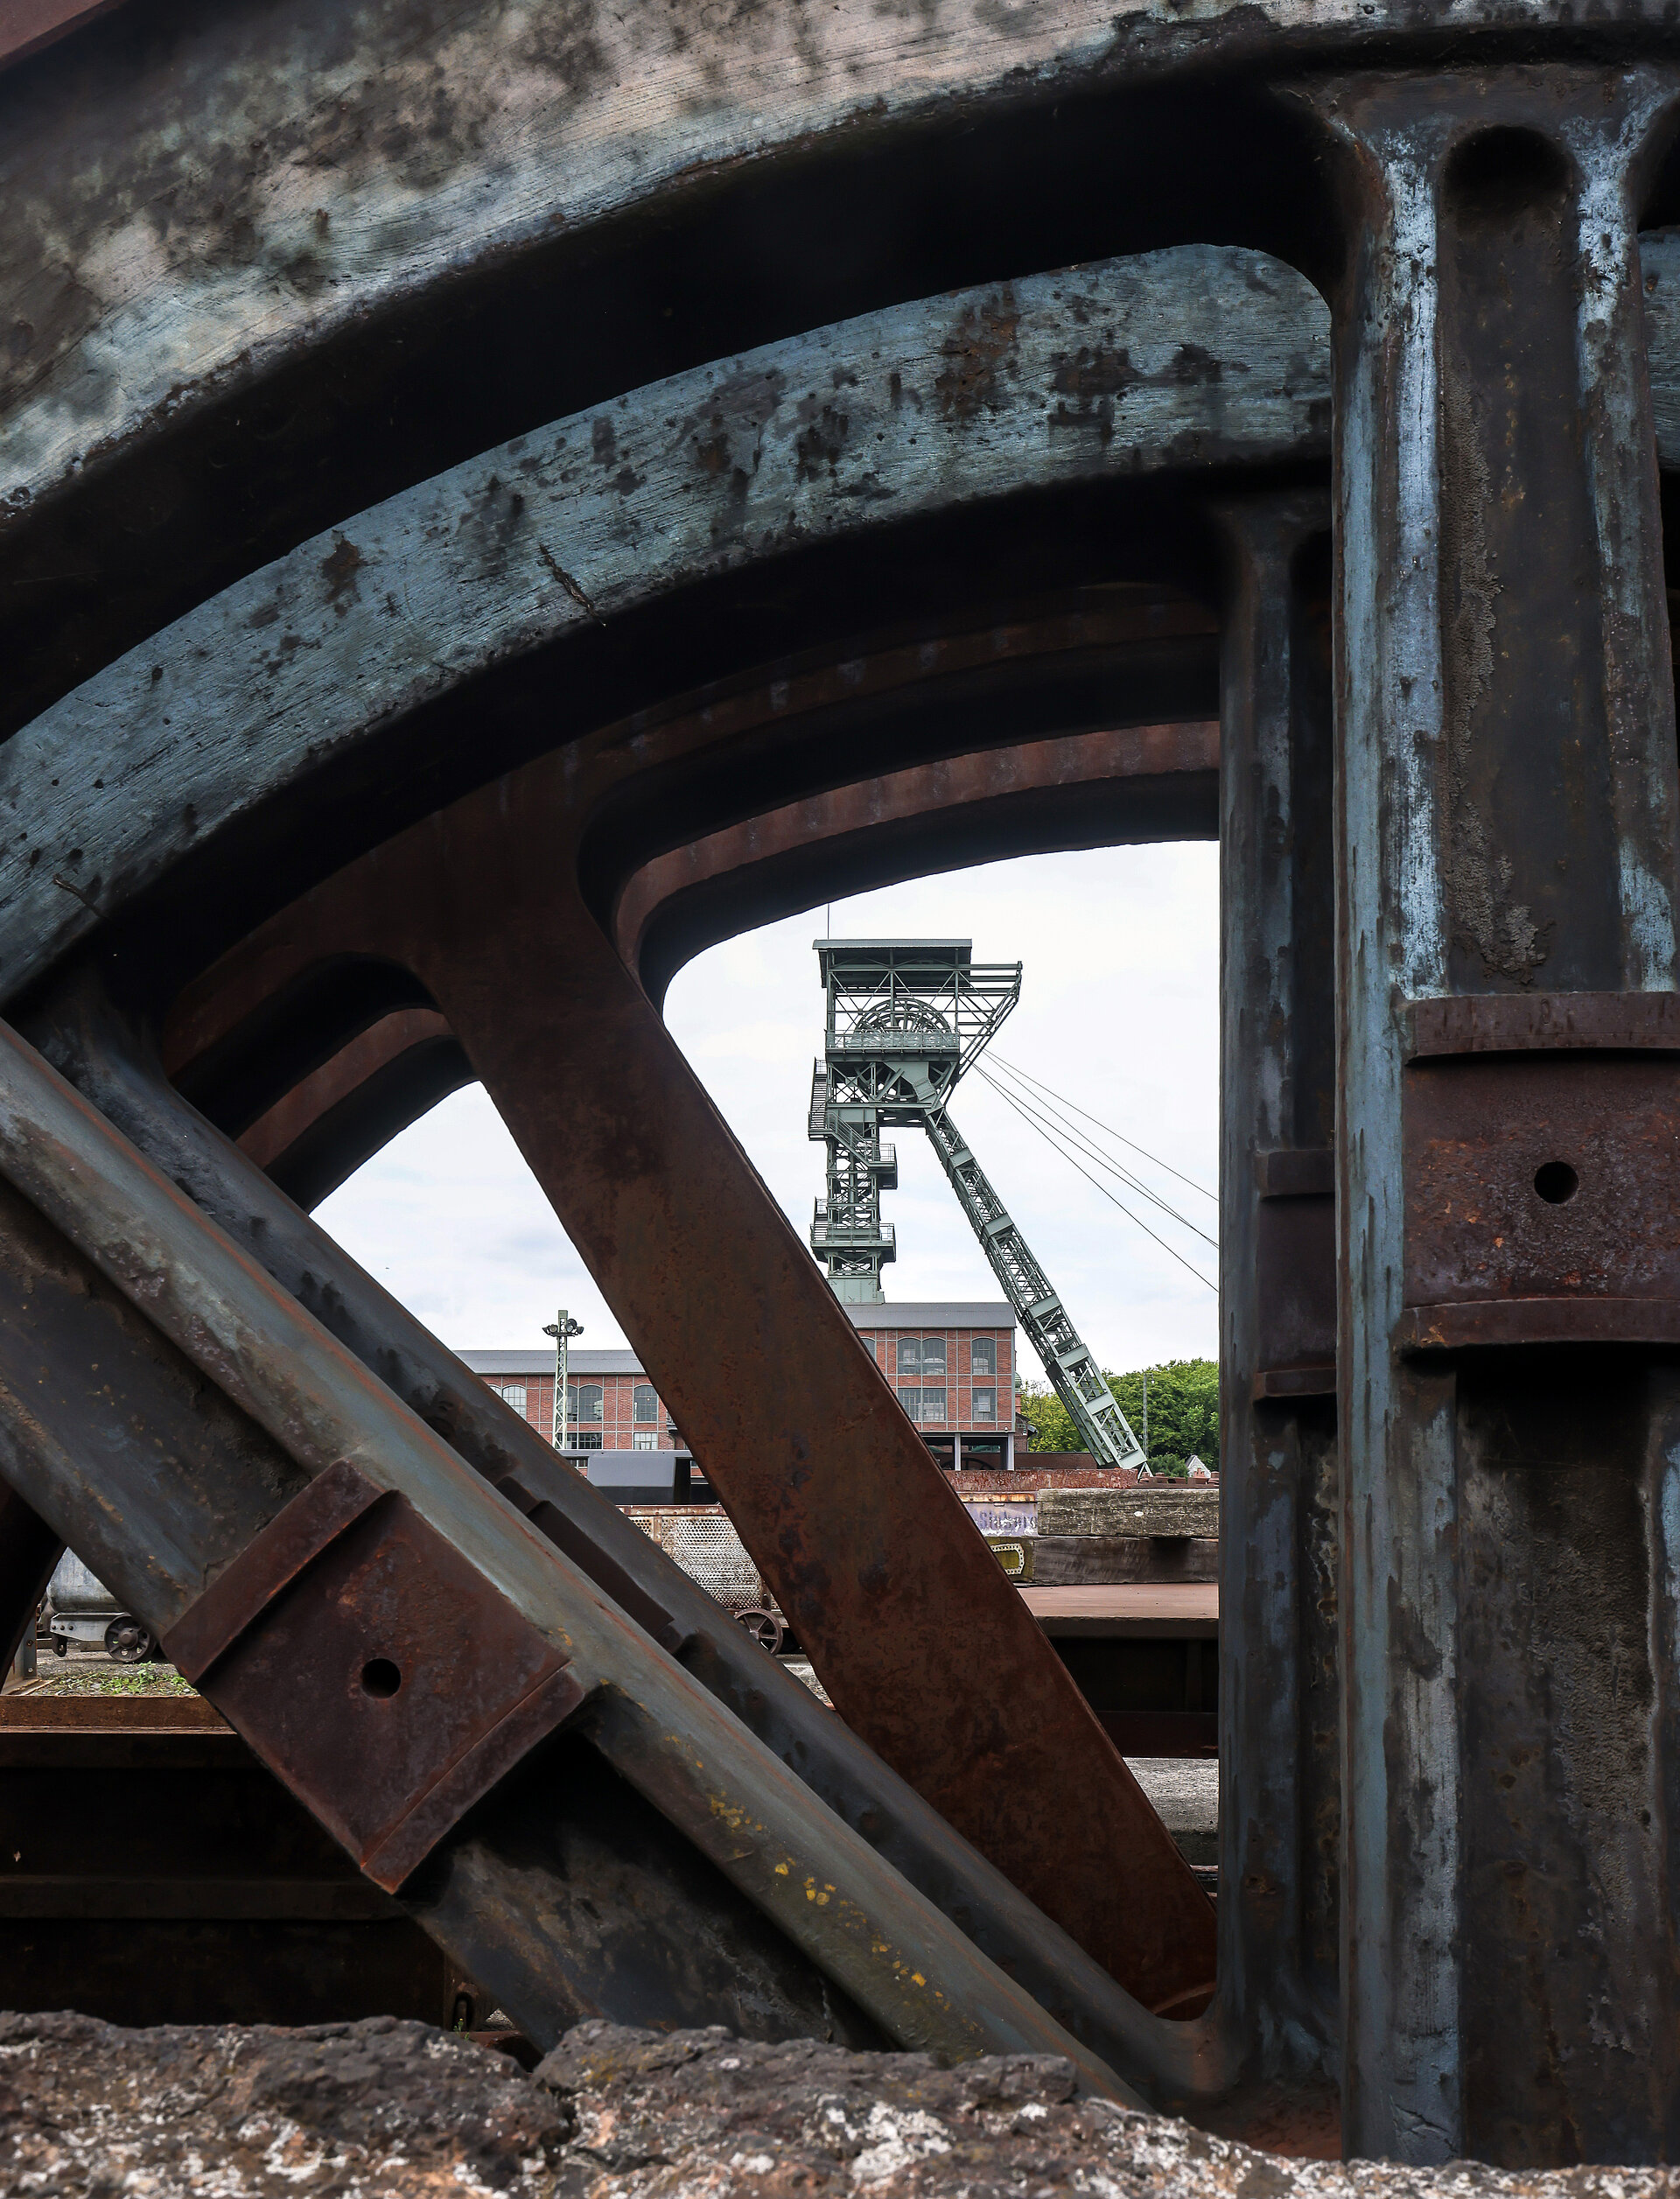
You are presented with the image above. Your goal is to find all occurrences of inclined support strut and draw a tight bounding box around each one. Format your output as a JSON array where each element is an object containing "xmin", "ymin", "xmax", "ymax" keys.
[
  {"xmin": 0, "ymin": 1010, "xmax": 1141, "ymax": 2092},
  {"xmin": 136, "ymin": 756, "xmax": 1218, "ymax": 2014},
  {"xmin": 35, "ymin": 970, "xmax": 1230, "ymax": 2105}
]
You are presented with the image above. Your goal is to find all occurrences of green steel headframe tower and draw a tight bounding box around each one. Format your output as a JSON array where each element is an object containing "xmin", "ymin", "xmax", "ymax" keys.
[{"xmin": 808, "ymin": 940, "xmax": 1145, "ymax": 1472}]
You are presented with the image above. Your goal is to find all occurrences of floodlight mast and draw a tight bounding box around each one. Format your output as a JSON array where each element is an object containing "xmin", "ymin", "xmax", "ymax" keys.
[{"xmin": 808, "ymin": 940, "xmax": 1146, "ymax": 1472}]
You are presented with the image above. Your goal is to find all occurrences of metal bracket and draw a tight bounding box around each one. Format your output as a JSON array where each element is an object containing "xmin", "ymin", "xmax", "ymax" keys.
[
  {"xmin": 1399, "ymin": 992, "xmax": 1680, "ymax": 1349},
  {"xmin": 164, "ymin": 1460, "xmax": 589, "ymax": 1890},
  {"xmin": 1252, "ymin": 1147, "xmax": 1335, "ymax": 1399}
]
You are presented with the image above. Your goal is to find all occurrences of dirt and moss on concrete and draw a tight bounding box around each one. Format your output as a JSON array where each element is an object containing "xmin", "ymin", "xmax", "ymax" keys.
[{"xmin": 5, "ymin": 2013, "xmax": 1680, "ymax": 2198}]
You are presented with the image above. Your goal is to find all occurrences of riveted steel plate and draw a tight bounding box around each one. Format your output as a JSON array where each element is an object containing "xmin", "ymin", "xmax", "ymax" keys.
[
  {"xmin": 165, "ymin": 1463, "xmax": 587, "ymax": 1890},
  {"xmin": 1402, "ymin": 1049, "xmax": 1680, "ymax": 1348},
  {"xmin": 1253, "ymin": 1149, "xmax": 1336, "ymax": 1395}
]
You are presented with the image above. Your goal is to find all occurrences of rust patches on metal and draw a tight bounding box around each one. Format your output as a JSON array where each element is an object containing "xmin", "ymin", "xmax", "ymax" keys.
[
  {"xmin": 154, "ymin": 724, "xmax": 1219, "ymax": 2013},
  {"xmin": 678, "ymin": 369, "xmax": 787, "ymax": 489},
  {"xmin": 1406, "ymin": 991, "xmax": 1680, "ymax": 1059},
  {"xmin": 934, "ymin": 289, "xmax": 1020, "ymax": 421},
  {"xmin": 794, "ymin": 402, "xmax": 851, "ymax": 481},
  {"xmin": 320, "ymin": 535, "xmax": 366, "ymax": 612},
  {"xmin": 165, "ymin": 1460, "xmax": 589, "ymax": 1891},
  {"xmin": 539, "ymin": 542, "xmax": 604, "ymax": 625},
  {"xmin": 1401, "ymin": 1042, "xmax": 1680, "ymax": 1339}
]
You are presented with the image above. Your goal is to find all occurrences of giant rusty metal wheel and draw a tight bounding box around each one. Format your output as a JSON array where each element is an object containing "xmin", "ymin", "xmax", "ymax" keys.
[{"xmin": 9, "ymin": 1, "xmax": 1680, "ymax": 2170}]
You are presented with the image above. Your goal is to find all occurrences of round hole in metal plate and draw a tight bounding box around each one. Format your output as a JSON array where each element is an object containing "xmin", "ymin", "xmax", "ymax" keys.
[
  {"xmin": 1533, "ymin": 1161, "xmax": 1579, "ymax": 1206},
  {"xmin": 360, "ymin": 1656, "xmax": 402, "ymax": 1698}
]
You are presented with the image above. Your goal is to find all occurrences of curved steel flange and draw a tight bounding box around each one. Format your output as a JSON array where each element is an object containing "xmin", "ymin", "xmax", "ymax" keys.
[{"xmin": 0, "ymin": 246, "xmax": 1309, "ymax": 1012}]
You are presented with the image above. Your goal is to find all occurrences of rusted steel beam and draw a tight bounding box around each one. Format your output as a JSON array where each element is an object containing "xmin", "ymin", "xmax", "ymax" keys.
[
  {"xmin": 158, "ymin": 600, "xmax": 1217, "ymax": 1122},
  {"xmin": 235, "ymin": 1009, "xmax": 466, "ymax": 1210},
  {"xmin": 0, "ymin": 1482, "xmax": 60, "ymax": 1674},
  {"xmin": 1317, "ymin": 67, "xmax": 1680, "ymax": 2166},
  {"xmin": 0, "ymin": 1009, "xmax": 1144, "ymax": 2091},
  {"xmin": 617, "ymin": 719, "xmax": 1220, "ymax": 1006},
  {"xmin": 38, "ymin": 975, "xmax": 1226, "ymax": 2105},
  {"xmin": 0, "ymin": 1161, "xmax": 882, "ymax": 2047},
  {"xmin": 136, "ymin": 738, "xmax": 1219, "ymax": 2016},
  {"xmin": 174, "ymin": 720, "xmax": 1215, "ymax": 1209},
  {"xmin": 1209, "ymin": 493, "xmax": 1338, "ymax": 2117},
  {"xmin": 0, "ymin": 0, "xmax": 123, "ymax": 71}
]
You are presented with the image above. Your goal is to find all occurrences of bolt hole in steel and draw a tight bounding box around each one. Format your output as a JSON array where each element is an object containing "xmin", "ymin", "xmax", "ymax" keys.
[
  {"xmin": 360, "ymin": 1656, "xmax": 402, "ymax": 1698},
  {"xmin": 1533, "ymin": 1160, "xmax": 1579, "ymax": 1205}
]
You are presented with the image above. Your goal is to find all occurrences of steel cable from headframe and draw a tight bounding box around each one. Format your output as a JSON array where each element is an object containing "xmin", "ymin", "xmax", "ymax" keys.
[
  {"xmin": 970, "ymin": 1066, "xmax": 1217, "ymax": 1292},
  {"xmin": 986, "ymin": 1051, "xmax": 1219, "ymax": 1204},
  {"xmin": 971, "ymin": 1064, "xmax": 1218, "ymax": 1250}
]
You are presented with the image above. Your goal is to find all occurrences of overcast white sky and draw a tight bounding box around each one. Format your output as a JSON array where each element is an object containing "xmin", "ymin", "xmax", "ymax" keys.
[{"xmin": 315, "ymin": 842, "xmax": 1221, "ymax": 1378}]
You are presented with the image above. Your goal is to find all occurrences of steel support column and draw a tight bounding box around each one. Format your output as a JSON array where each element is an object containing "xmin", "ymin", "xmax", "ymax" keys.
[
  {"xmin": 1214, "ymin": 492, "xmax": 1340, "ymax": 2109},
  {"xmin": 1318, "ymin": 69, "xmax": 1680, "ymax": 2165}
]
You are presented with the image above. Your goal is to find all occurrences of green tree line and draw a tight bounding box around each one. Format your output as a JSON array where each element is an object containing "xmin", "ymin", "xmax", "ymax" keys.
[{"xmin": 1016, "ymin": 1358, "xmax": 1217, "ymax": 1478}]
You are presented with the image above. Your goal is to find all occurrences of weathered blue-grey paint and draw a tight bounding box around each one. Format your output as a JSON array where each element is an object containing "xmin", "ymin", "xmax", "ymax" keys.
[
  {"xmin": 0, "ymin": 246, "xmax": 1329, "ymax": 1006},
  {"xmin": 5, "ymin": 0, "xmax": 1671, "ymax": 542},
  {"xmin": 12, "ymin": 227, "xmax": 1680, "ymax": 1020},
  {"xmin": 1318, "ymin": 89, "xmax": 1462, "ymax": 2168},
  {"xmin": 1318, "ymin": 67, "xmax": 1680, "ymax": 2164},
  {"xmin": 1214, "ymin": 489, "xmax": 1337, "ymax": 2090}
]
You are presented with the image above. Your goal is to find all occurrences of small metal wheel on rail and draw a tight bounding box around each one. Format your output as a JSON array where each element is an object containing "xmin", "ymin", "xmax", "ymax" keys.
[
  {"xmin": 104, "ymin": 1617, "xmax": 156, "ymax": 1663},
  {"xmin": 735, "ymin": 1607, "xmax": 784, "ymax": 1655}
]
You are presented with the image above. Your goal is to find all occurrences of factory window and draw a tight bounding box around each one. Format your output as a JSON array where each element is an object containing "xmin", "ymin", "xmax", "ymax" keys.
[
  {"xmin": 920, "ymin": 1336, "xmax": 947, "ymax": 1378},
  {"xmin": 568, "ymin": 1382, "xmax": 603, "ymax": 1424},
  {"xmin": 633, "ymin": 1383, "xmax": 657, "ymax": 1423},
  {"xmin": 897, "ymin": 1337, "xmax": 920, "ymax": 1376},
  {"xmin": 920, "ymin": 1389, "xmax": 947, "ymax": 1423},
  {"xmin": 633, "ymin": 1431, "xmax": 660, "ymax": 1451},
  {"xmin": 970, "ymin": 1386, "xmax": 997, "ymax": 1419},
  {"xmin": 494, "ymin": 1383, "xmax": 528, "ymax": 1415},
  {"xmin": 970, "ymin": 1337, "xmax": 995, "ymax": 1378},
  {"xmin": 574, "ymin": 1431, "xmax": 604, "ymax": 1450},
  {"xmin": 897, "ymin": 1384, "xmax": 921, "ymax": 1421}
]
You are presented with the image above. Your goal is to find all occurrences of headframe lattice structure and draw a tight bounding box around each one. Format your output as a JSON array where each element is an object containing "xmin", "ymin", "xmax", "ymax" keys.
[
  {"xmin": 810, "ymin": 940, "xmax": 1144, "ymax": 1469},
  {"xmin": 10, "ymin": 0, "xmax": 1680, "ymax": 2172}
]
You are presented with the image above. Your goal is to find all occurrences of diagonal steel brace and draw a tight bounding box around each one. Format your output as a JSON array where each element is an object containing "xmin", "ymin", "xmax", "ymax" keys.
[{"xmin": 0, "ymin": 1006, "xmax": 1141, "ymax": 2096}]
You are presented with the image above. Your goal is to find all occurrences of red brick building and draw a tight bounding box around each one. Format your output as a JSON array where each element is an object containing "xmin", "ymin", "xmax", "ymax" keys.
[
  {"xmin": 461, "ymin": 1300, "xmax": 1018, "ymax": 1475},
  {"xmin": 459, "ymin": 1349, "xmax": 676, "ymax": 1451}
]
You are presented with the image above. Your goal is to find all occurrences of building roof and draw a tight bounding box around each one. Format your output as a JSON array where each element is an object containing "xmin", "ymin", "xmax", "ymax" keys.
[
  {"xmin": 844, "ymin": 1303, "xmax": 1015, "ymax": 1330},
  {"xmin": 458, "ymin": 1305, "xmax": 1014, "ymax": 1378},
  {"xmin": 457, "ymin": 1348, "xmax": 647, "ymax": 1376}
]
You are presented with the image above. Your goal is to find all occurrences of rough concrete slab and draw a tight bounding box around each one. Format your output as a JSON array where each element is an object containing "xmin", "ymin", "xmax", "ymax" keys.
[
  {"xmin": 1037, "ymin": 1487, "xmax": 1220, "ymax": 1538},
  {"xmin": 4, "ymin": 2011, "xmax": 1679, "ymax": 2195},
  {"xmin": 1127, "ymin": 1756, "xmax": 1220, "ymax": 1866},
  {"xmin": 0, "ymin": 2010, "xmax": 570, "ymax": 2194}
]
